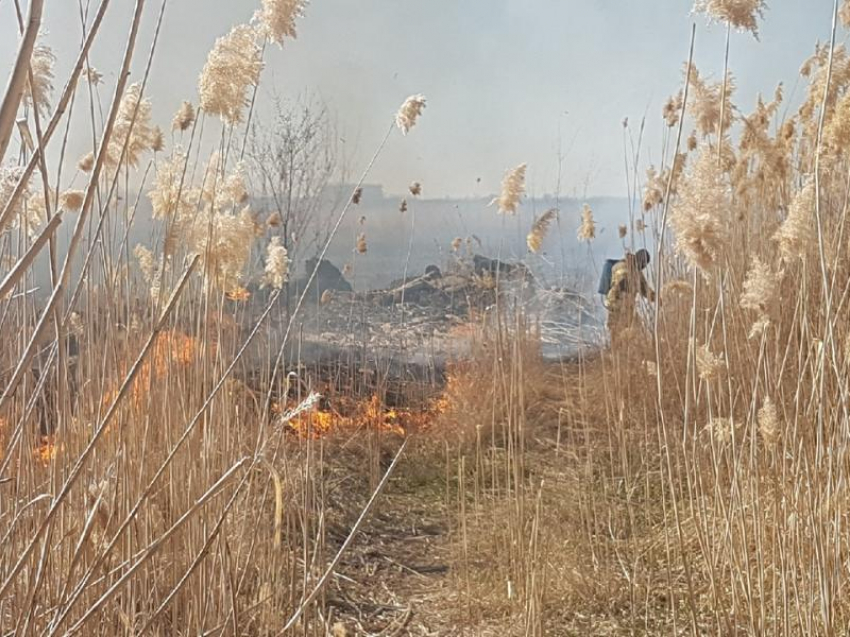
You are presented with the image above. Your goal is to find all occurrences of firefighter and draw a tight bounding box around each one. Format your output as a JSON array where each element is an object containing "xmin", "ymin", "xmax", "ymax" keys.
[{"xmin": 604, "ymin": 249, "xmax": 655, "ymax": 345}]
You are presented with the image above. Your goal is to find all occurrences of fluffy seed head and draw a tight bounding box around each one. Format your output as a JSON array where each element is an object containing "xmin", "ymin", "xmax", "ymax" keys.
[
  {"xmin": 661, "ymin": 279, "xmax": 694, "ymax": 301},
  {"xmin": 687, "ymin": 64, "xmax": 736, "ymax": 138},
  {"xmin": 451, "ymin": 237, "xmax": 463, "ymax": 252},
  {"xmin": 693, "ymin": 0, "xmax": 767, "ymax": 38},
  {"xmin": 192, "ymin": 206, "xmax": 257, "ymax": 294},
  {"xmin": 133, "ymin": 244, "xmax": 166, "ymax": 302},
  {"xmin": 351, "ymin": 187, "xmax": 362, "ymax": 205},
  {"xmin": 527, "ymin": 208, "xmax": 558, "ymax": 253},
  {"xmin": 134, "ymin": 244, "xmax": 156, "ymax": 281},
  {"xmin": 82, "ymin": 67, "xmax": 102, "ymax": 86},
  {"xmin": 356, "ymin": 233, "xmax": 367, "ymax": 254},
  {"xmin": 618, "ymin": 224, "xmax": 628, "ymax": 239},
  {"xmin": 409, "ymin": 182, "xmax": 422, "ymax": 196},
  {"xmin": 399, "ymin": 199, "xmax": 408, "ymax": 213},
  {"xmin": 669, "ymin": 149, "xmax": 729, "ymax": 274},
  {"xmin": 172, "ymin": 101, "xmax": 196, "ymax": 132},
  {"xmin": 663, "ymin": 90, "xmax": 683, "ymax": 127},
  {"xmin": 20, "ymin": 193, "xmax": 45, "ymax": 239},
  {"xmin": 643, "ymin": 166, "xmax": 664, "ymax": 211},
  {"xmin": 77, "ymin": 152, "xmax": 94, "ymax": 173},
  {"xmin": 577, "ymin": 204, "xmax": 596, "ymax": 241},
  {"xmin": 395, "ymin": 94, "xmax": 427, "ymax": 135},
  {"xmin": 740, "ymin": 255, "xmax": 780, "ymax": 328},
  {"xmin": 254, "ymin": 0, "xmax": 307, "ymax": 45},
  {"xmin": 710, "ymin": 417, "xmax": 738, "ymax": 445},
  {"xmin": 59, "ymin": 189, "xmax": 85, "ymax": 211},
  {"xmin": 773, "ymin": 179, "xmax": 815, "ymax": 260},
  {"xmin": 148, "ymin": 150, "xmax": 198, "ymax": 221},
  {"xmin": 263, "ymin": 236, "xmax": 289, "ymax": 289},
  {"xmin": 0, "ymin": 164, "xmax": 27, "ymax": 226},
  {"xmin": 491, "ymin": 164, "xmax": 527, "ymax": 215},
  {"xmin": 151, "ymin": 126, "xmax": 165, "ymax": 153},
  {"xmin": 695, "ymin": 340, "xmax": 725, "ymax": 381},
  {"xmin": 24, "ymin": 43, "xmax": 55, "ymax": 115},
  {"xmin": 320, "ymin": 289, "xmax": 332, "ymax": 305},
  {"xmin": 108, "ymin": 83, "xmax": 157, "ymax": 167},
  {"xmin": 758, "ymin": 398, "xmax": 780, "ymax": 444},
  {"xmin": 198, "ymin": 25, "xmax": 264, "ymax": 125}
]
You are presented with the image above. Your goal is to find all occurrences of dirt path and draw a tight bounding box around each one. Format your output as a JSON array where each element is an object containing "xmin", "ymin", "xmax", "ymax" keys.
[{"xmin": 327, "ymin": 471, "xmax": 459, "ymax": 636}]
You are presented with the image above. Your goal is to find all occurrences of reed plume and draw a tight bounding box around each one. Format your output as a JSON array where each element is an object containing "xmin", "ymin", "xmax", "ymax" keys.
[
  {"xmin": 669, "ymin": 149, "xmax": 729, "ymax": 274},
  {"xmin": 695, "ymin": 340, "xmax": 725, "ymax": 380},
  {"xmin": 693, "ymin": 0, "xmax": 767, "ymax": 38},
  {"xmin": 23, "ymin": 42, "xmax": 55, "ymax": 115},
  {"xmin": 263, "ymin": 236, "xmax": 289, "ymax": 289},
  {"xmin": 59, "ymin": 189, "xmax": 85, "ymax": 211},
  {"xmin": 108, "ymin": 83, "xmax": 157, "ymax": 167},
  {"xmin": 774, "ymin": 178, "xmax": 815, "ymax": 260},
  {"xmin": 77, "ymin": 152, "xmax": 94, "ymax": 172},
  {"xmin": 577, "ymin": 204, "xmax": 595, "ymax": 241},
  {"xmin": 198, "ymin": 25, "xmax": 264, "ymax": 124},
  {"xmin": 395, "ymin": 94, "xmax": 427, "ymax": 135},
  {"xmin": 526, "ymin": 208, "xmax": 558, "ymax": 253},
  {"xmin": 491, "ymin": 163, "xmax": 526, "ymax": 215},
  {"xmin": 758, "ymin": 398, "xmax": 780, "ymax": 444},
  {"xmin": 172, "ymin": 100, "xmax": 196, "ymax": 132},
  {"xmin": 254, "ymin": 0, "xmax": 307, "ymax": 46}
]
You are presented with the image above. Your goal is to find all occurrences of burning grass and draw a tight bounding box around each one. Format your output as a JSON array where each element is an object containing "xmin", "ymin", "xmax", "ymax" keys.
[
  {"xmin": 276, "ymin": 393, "xmax": 439, "ymax": 438},
  {"xmin": 5, "ymin": 0, "xmax": 850, "ymax": 634}
]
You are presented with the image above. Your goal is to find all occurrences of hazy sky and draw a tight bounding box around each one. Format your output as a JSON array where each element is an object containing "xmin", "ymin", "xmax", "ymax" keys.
[{"xmin": 0, "ymin": 0, "xmax": 835, "ymax": 198}]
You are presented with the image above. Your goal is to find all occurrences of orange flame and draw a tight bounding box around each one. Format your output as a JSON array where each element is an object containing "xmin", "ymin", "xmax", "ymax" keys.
[
  {"xmin": 226, "ymin": 286, "xmax": 251, "ymax": 302},
  {"xmin": 35, "ymin": 434, "xmax": 59, "ymax": 465},
  {"xmin": 103, "ymin": 329, "xmax": 201, "ymax": 410},
  {"xmin": 283, "ymin": 393, "xmax": 435, "ymax": 439}
]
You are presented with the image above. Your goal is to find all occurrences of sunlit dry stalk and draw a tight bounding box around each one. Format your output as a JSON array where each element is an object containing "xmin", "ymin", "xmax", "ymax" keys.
[
  {"xmin": 0, "ymin": 0, "xmax": 108, "ymax": 235},
  {"xmin": 0, "ymin": 0, "xmax": 44, "ymax": 161},
  {"xmin": 0, "ymin": 253, "xmax": 198, "ymax": 602}
]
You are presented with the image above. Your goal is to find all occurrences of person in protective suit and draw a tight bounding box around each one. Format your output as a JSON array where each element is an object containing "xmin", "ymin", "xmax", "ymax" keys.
[{"xmin": 605, "ymin": 248, "xmax": 655, "ymax": 345}]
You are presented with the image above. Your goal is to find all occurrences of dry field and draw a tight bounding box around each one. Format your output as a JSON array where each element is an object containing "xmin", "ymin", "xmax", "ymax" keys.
[{"xmin": 3, "ymin": 0, "xmax": 850, "ymax": 635}]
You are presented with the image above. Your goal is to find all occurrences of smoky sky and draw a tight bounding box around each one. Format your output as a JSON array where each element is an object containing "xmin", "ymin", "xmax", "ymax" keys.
[{"xmin": 0, "ymin": 0, "xmax": 834, "ymax": 198}]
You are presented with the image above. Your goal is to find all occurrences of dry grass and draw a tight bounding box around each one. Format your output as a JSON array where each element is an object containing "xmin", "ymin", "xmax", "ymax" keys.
[{"xmin": 3, "ymin": 1, "xmax": 850, "ymax": 635}]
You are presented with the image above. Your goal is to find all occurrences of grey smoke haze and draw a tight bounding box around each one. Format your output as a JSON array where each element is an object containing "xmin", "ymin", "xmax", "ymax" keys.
[{"xmin": 0, "ymin": 0, "xmax": 832, "ymax": 199}]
